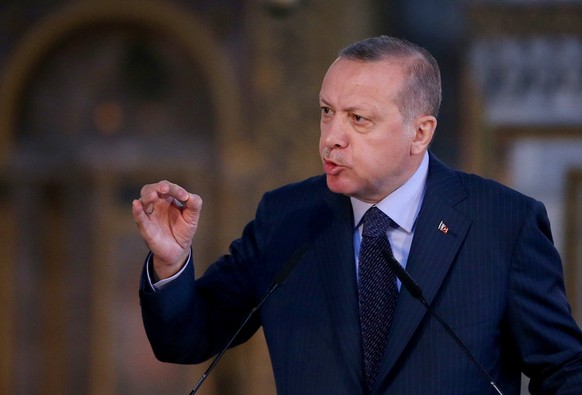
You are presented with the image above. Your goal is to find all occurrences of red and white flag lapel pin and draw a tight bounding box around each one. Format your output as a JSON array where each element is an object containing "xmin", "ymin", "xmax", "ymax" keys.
[{"xmin": 438, "ymin": 221, "xmax": 449, "ymax": 234}]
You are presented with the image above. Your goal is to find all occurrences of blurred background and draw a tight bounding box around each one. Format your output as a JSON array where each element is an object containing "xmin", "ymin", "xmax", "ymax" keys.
[{"xmin": 0, "ymin": 0, "xmax": 581, "ymax": 394}]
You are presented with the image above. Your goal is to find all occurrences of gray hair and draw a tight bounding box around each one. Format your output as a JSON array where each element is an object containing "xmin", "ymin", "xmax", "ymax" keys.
[{"xmin": 339, "ymin": 35, "xmax": 442, "ymax": 125}]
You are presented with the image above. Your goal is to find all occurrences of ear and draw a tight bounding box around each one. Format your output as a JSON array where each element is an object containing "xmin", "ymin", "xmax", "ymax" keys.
[{"xmin": 410, "ymin": 115, "xmax": 437, "ymax": 155}]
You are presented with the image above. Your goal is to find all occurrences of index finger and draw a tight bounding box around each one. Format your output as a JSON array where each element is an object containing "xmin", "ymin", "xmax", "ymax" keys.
[
  {"xmin": 140, "ymin": 180, "xmax": 190, "ymax": 204},
  {"xmin": 158, "ymin": 180, "xmax": 191, "ymax": 203}
]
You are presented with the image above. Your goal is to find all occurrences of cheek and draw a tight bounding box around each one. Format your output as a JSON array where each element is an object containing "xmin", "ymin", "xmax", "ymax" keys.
[
  {"xmin": 357, "ymin": 142, "xmax": 400, "ymax": 175},
  {"xmin": 357, "ymin": 139, "xmax": 388, "ymax": 161},
  {"xmin": 318, "ymin": 135, "xmax": 325, "ymax": 150}
]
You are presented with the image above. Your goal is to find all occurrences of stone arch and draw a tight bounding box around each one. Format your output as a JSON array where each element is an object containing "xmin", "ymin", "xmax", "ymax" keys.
[
  {"xmin": 0, "ymin": 2, "xmax": 244, "ymax": 394},
  {"xmin": 0, "ymin": 0, "xmax": 242, "ymax": 166}
]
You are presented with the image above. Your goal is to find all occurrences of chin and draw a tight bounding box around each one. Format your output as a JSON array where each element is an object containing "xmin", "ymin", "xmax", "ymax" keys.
[{"xmin": 325, "ymin": 176, "xmax": 354, "ymax": 196}]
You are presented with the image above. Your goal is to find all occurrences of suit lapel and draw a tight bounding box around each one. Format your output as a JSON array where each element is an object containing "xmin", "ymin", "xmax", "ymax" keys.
[
  {"xmin": 314, "ymin": 191, "xmax": 365, "ymax": 387},
  {"xmin": 375, "ymin": 154, "xmax": 472, "ymax": 389}
]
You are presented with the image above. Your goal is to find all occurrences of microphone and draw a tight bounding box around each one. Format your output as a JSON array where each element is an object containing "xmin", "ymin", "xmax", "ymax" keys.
[
  {"xmin": 189, "ymin": 243, "xmax": 309, "ymax": 394},
  {"xmin": 382, "ymin": 250, "xmax": 504, "ymax": 395}
]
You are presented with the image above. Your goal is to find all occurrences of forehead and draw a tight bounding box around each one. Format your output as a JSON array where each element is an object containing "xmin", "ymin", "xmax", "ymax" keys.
[{"xmin": 320, "ymin": 58, "xmax": 407, "ymax": 103}]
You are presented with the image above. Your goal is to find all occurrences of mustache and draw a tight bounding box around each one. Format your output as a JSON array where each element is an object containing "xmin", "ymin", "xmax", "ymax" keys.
[{"xmin": 322, "ymin": 147, "xmax": 346, "ymax": 166}]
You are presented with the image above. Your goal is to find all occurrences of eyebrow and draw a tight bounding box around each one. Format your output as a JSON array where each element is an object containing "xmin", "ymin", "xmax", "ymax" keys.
[
  {"xmin": 320, "ymin": 99, "xmax": 376, "ymax": 116},
  {"xmin": 319, "ymin": 97, "xmax": 331, "ymax": 106}
]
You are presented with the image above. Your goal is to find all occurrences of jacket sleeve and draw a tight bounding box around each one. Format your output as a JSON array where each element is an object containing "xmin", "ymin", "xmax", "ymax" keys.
[
  {"xmin": 138, "ymin": 195, "xmax": 273, "ymax": 364},
  {"xmin": 507, "ymin": 200, "xmax": 582, "ymax": 394}
]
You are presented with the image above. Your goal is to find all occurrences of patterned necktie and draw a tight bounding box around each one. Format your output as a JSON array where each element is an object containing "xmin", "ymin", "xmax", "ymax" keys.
[{"xmin": 358, "ymin": 206, "xmax": 399, "ymax": 393}]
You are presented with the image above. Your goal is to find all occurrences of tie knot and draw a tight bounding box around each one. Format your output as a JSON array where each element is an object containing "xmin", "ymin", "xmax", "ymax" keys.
[{"xmin": 361, "ymin": 206, "xmax": 392, "ymax": 237}]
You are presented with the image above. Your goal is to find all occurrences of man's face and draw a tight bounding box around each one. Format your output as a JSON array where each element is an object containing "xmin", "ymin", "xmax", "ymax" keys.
[{"xmin": 319, "ymin": 58, "xmax": 424, "ymax": 203}]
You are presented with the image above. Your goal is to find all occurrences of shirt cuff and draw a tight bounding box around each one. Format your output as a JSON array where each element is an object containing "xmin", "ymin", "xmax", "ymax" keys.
[{"xmin": 146, "ymin": 251, "xmax": 191, "ymax": 291}]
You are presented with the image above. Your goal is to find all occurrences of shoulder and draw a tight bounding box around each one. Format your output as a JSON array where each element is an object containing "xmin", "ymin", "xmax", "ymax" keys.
[
  {"xmin": 260, "ymin": 175, "xmax": 336, "ymax": 208},
  {"xmin": 253, "ymin": 174, "xmax": 348, "ymax": 232},
  {"xmin": 267, "ymin": 174, "xmax": 329, "ymax": 196},
  {"xmin": 428, "ymin": 152, "xmax": 538, "ymax": 208},
  {"xmin": 425, "ymin": 153, "xmax": 548, "ymax": 236}
]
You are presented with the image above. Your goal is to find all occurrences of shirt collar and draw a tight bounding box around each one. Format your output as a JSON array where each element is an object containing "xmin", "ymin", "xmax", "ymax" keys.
[{"xmin": 351, "ymin": 151, "xmax": 429, "ymax": 233}]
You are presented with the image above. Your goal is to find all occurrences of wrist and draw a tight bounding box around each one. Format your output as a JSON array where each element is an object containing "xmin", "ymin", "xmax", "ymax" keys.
[{"xmin": 152, "ymin": 252, "xmax": 189, "ymax": 281}]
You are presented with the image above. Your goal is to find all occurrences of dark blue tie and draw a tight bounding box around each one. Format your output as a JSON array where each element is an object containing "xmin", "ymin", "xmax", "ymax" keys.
[{"xmin": 358, "ymin": 206, "xmax": 399, "ymax": 393}]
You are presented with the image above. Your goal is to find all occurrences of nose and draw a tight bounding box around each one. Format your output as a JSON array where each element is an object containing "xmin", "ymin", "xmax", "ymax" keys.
[{"xmin": 321, "ymin": 116, "xmax": 348, "ymax": 150}]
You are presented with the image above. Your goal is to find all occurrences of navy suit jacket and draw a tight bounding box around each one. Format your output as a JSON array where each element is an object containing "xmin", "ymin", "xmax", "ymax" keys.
[{"xmin": 140, "ymin": 153, "xmax": 582, "ymax": 394}]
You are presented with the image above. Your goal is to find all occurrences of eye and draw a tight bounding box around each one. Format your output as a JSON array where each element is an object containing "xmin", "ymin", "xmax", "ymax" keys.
[
  {"xmin": 351, "ymin": 113, "xmax": 369, "ymax": 124},
  {"xmin": 320, "ymin": 106, "xmax": 334, "ymax": 120}
]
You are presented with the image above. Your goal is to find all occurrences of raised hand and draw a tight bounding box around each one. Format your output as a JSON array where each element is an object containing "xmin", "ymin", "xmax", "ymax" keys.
[{"xmin": 132, "ymin": 180, "xmax": 203, "ymax": 280}]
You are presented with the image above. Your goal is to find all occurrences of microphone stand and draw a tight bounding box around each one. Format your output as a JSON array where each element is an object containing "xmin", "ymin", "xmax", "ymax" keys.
[
  {"xmin": 189, "ymin": 243, "xmax": 309, "ymax": 394},
  {"xmin": 382, "ymin": 251, "xmax": 504, "ymax": 395},
  {"xmin": 189, "ymin": 283, "xmax": 278, "ymax": 394}
]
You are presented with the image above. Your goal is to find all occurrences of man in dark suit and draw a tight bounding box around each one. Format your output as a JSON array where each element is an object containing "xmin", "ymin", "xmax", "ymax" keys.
[{"xmin": 133, "ymin": 36, "xmax": 582, "ymax": 394}]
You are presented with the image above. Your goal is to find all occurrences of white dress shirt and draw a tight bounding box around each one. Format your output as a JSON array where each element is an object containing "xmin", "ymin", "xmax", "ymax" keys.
[{"xmin": 351, "ymin": 151, "xmax": 429, "ymax": 284}]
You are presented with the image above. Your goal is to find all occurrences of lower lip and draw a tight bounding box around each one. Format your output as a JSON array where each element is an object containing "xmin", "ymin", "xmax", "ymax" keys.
[{"xmin": 323, "ymin": 161, "xmax": 343, "ymax": 175}]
